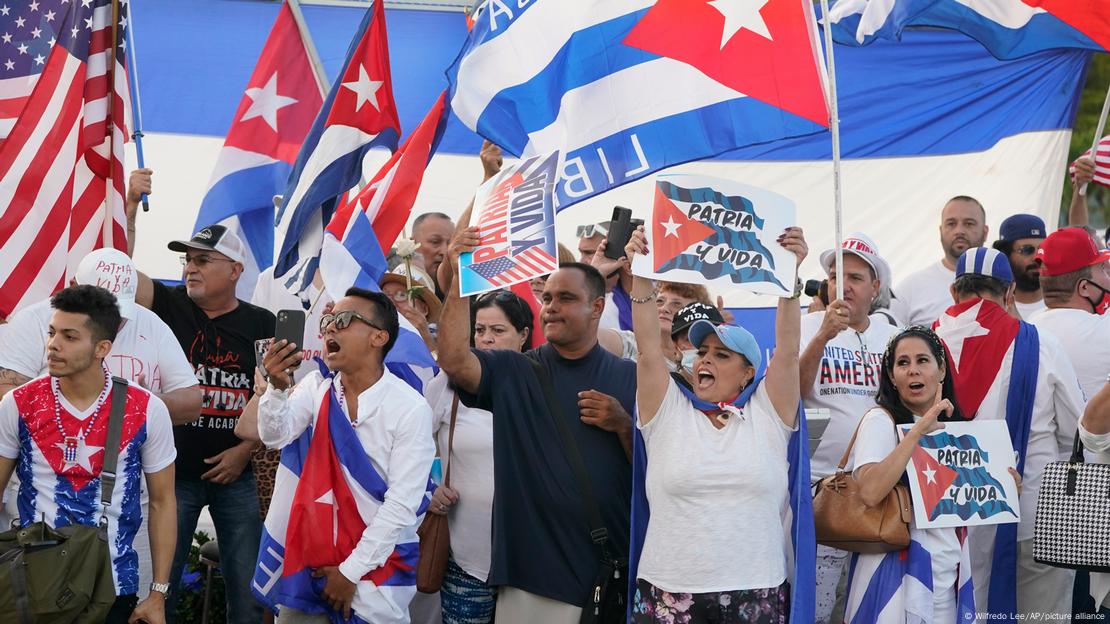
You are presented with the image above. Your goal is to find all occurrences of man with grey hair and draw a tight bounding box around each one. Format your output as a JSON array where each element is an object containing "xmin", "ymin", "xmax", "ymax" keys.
[{"xmin": 412, "ymin": 212, "xmax": 455, "ymax": 298}]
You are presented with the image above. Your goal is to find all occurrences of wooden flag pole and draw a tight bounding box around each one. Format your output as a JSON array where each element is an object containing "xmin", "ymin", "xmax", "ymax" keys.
[
  {"xmin": 1081, "ymin": 82, "xmax": 1110, "ymax": 197},
  {"xmin": 819, "ymin": 0, "xmax": 845, "ymax": 300},
  {"xmin": 287, "ymin": 0, "xmax": 330, "ymax": 99}
]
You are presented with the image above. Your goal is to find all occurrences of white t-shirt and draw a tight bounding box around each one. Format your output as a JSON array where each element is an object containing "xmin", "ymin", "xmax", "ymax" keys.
[
  {"xmin": 890, "ymin": 261, "xmax": 955, "ymax": 327},
  {"xmin": 637, "ymin": 379, "xmax": 794, "ymax": 593},
  {"xmin": 801, "ymin": 313, "xmax": 901, "ymax": 480},
  {"xmin": 0, "ymin": 298, "xmax": 196, "ymax": 394},
  {"xmin": 600, "ymin": 292, "xmax": 622, "ymax": 331},
  {"xmin": 424, "ymin": 373, "xmax": 495, "ymax": 582},
  {"xmin": 251, "ymin": 268, "xmax": 330, "ymax": 384},
  {"xmin": 1079, "ymin": 422, "xmax": 1110, "ymax": 609},
  {"xmin": 1029, "ymin": 307, "xmax": 1110, "ymax": 400},
  {"xmin": 851, "ymin": 408, "xmax": 961, "ymax": 608},
  {"xmin": 1014, "ymin": 298, "xmax": 1046, "ymax": 320}
]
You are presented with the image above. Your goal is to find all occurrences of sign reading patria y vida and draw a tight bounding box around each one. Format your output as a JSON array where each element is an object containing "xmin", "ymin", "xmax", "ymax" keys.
[
  {"xmin": 899, "ymin": 420, "xmax": 1020, "ymax": 529},
  {"xmin": 631, "ymin": 173, "xmax": 797, "ymax": 296}
]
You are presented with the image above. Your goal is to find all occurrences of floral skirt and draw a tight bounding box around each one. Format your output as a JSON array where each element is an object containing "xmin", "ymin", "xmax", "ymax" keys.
[{"xmin": 631, "ymin": 578, "xmax": 789, "ymax": 624}]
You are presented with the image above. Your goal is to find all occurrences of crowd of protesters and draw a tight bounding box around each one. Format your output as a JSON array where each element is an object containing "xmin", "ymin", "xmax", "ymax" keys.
[{"xmin": 0, "ymin": 147, "xmax": 1108, "ymax": 624}]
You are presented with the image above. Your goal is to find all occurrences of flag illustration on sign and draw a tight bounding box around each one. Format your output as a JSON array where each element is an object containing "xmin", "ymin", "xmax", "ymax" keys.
[
  {"xmin": 916, "ymin": 431, "xmax": 1017, "ymax": 522},
  {"xmin": 652, "ymin": 179, "xmax": 786, "ymax": 290},
  {"xmin": 467, "ymin": 248, "xmax": 557, "ymax": 288}
]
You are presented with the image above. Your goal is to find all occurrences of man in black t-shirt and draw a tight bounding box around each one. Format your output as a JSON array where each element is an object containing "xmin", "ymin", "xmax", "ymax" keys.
[
  {"xmin": 439, "ymin": 229, "xmax": 636, "ymax": 622},
  {"xmin": 135, "ymin": 224, "xmax": 273, "ymax": 624}
]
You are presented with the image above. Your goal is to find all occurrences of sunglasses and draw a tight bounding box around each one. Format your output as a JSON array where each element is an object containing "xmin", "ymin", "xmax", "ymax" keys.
[
  {"xmin": 319, "ymin": 310, "xmax": 382, "ymax": 334},
  {"xmin": 180, "ymin": 254, "xmax": 235, "ymax": 267},
  {"xmin": 1014, "ymin": 244, "xmax": 1039, "ymax": 256},
  {"xmin": 575, "ymin": 223, "xmax": 609, "ymax": 238}
]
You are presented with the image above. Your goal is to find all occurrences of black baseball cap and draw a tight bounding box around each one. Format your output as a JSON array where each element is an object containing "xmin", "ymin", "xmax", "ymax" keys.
[
  {"xmin": 168, "ymin": 224, "xmax": 248, "ymax": 264},
  {"xmin": 670, "ymin": 302, "xmax": 724, "ymax": 338}
]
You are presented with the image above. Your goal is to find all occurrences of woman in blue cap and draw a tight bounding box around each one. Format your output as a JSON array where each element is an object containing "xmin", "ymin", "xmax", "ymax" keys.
[{"xmin": 623, "ymin": 225, "xmax": 807, "ymax": 624}]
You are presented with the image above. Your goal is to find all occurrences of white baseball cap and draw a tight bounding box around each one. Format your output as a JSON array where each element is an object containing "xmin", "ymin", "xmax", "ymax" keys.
[
  {"xmin": 75, "ymin": 248, "xmax": 138, "ymax": 320},
  {"xmin": 167, "ymin": 224, "xmax": 248, "ymax": 265},
  {"xmin": 819, "ymin": 232, "xmax": 892, "ymax": 289}
]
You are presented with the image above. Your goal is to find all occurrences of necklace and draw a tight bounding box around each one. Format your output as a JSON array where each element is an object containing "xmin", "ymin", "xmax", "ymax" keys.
[
  {"xmin": 333, "ymin": 375, "xmax": 356, "ymax": 424},
  {"xmin": 51, "ymin": 366, "xmax": 112, "ymax": 473}
]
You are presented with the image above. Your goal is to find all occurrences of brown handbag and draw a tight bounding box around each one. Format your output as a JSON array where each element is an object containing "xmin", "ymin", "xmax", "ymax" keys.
[
  {"xmin": 416, "ymin": 395, "xmax": 459, "ymax": 593},
  {"xmin": 812, "ymin": 414, "xmax": 913, "ymax": 554}
]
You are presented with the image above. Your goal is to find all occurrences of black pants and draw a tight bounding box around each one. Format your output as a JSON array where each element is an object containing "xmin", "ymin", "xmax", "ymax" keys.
[{"xmin": 105, "ymin": 594, "xmax": 138, "ymax": 624}]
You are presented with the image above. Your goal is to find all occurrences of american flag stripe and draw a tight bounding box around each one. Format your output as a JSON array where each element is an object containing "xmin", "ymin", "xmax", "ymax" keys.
[
  {"xmin": 483, "ymin": 246, "xmax": 557, "ymax": 286},
  {"xmin": 1071, "ymin": 136, "xmax": 1110, "ymax": 188}
]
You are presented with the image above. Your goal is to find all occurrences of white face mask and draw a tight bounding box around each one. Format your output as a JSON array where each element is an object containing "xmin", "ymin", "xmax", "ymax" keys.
[{"xmin": 681, "ymin": 349, "xmax": 698, "ymax": 371}]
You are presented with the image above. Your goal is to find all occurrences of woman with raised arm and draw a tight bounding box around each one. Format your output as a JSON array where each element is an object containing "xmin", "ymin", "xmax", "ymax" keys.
[{"xmin": 625, "ymin": 225, "xmax": 806, "ymax": 624}]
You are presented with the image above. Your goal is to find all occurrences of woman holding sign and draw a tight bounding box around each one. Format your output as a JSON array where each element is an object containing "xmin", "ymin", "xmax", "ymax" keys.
[
  {"xmin": 844, "ymin": 326, "xmax": 1021, "ymax": 623},
  {"xmin": 624, "ymin": 225, "xmax": 806, "ymax": 623}
]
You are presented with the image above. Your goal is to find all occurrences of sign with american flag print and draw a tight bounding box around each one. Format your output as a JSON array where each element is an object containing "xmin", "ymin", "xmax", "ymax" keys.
[
  {"xmin": 459, "ymin": 151, "xmax": 559, "ymax": 297},
  {"xmin": 899, "ymin": 420, "xmax": 1020, "ymax": 529},
  {"xmin": 631, "ymin": 173, "xmax": 797, "ymax": 296}
]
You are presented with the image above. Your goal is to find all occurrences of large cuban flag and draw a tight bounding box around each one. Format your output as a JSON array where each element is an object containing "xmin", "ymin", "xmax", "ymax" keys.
[
  {"xmin": 447, "ymin": 0, "xmax": 831, "ymax": 211},
  {"xmin": 827, "ymin": 0, "xmax": 1109, "ymax": 59},
  {"xmin": 193, "ymin": 0, "xmax": 325, "ymax": 301},
  {"xmin": 273, "ymin": 0, "xmax": 400, "ymax": 299}
]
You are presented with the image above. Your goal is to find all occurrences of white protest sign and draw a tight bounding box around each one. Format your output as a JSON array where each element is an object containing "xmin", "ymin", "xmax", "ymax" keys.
[{"xmin": 630, "ymin": 173, "xmax": 797, "ymax": 296}]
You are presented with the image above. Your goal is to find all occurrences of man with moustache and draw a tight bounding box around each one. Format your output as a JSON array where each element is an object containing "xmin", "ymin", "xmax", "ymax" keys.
[
  {"xmin": 992, "ymin": 214, "xmax": 1047, "ymax": 319},
  {"xmin": 890, "ymin": 196, "xmax": 989, "ymax": 326}
]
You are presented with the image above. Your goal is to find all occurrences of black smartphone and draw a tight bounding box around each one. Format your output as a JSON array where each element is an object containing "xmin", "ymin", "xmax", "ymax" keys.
[
  {"xmin": 274, "ymin": 309, "xmax": 306, "ymax": 360},
  {"xmin": 604, "ymin": 206, "xmax": 634, "ymax": 260}
]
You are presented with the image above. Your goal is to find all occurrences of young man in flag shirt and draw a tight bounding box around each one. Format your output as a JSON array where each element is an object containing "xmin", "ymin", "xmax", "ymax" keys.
[
  {"xmin": 256, "ymin": 288, "xmax": 435, "ymax": 623},
  {"xmin": 0, "ymin": 286, "xmax": 177, "ymax": 624}
]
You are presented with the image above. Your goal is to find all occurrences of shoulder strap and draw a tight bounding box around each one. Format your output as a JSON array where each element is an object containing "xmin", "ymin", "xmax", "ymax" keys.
[
  {"xmin": 526, "ymin": 355, "xmax": 614, "ymax": 557},
  {"xmin": 444, "ymin": 395, "xmax": 460, "ymax": 487},
  {"xmin": 100, "ymin": 377, "xmax": 129, "ymax": 512},
  {"xmin": 834, "ymin": 409, "xmax": 897, "ymax": 472}
]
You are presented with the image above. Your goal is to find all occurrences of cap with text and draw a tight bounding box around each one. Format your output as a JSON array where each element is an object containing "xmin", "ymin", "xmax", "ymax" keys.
[
  {"xmin": 75, "ymin": 248, "xmax": 137, "ymax": 320},
  {"xmin": 167, "ymin": 224, "xmax": 247, "ymax": 265},
  {"xmin": 1035, "ymin": 227, "xmax": 1110, "ymax": 277}
]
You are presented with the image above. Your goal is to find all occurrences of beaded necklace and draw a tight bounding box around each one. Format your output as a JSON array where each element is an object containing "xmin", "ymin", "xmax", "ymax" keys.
[{"xmin": 51, "ymin": 366, "xmax": 112, "ymax": 471}]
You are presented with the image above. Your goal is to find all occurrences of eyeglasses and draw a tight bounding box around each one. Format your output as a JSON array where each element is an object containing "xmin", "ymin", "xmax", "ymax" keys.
[
  {"xmin": 575, "ymin": 223, "xmax": 609, "ymax": 238},
  {"xmin": 319, "ymin": 310, "xmax": 383, "ymax": 334},
  {"xmin": 180, "ymin": 255, "xmax": 235, "ymax": 267},
  {"xmin": 1014, "ymin": 244, "xmax": 1039, "ymax": 256}
]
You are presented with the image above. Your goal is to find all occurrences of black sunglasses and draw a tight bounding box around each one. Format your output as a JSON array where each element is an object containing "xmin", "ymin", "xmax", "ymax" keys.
[
  {"xmin": 319, "ymin": 310, "xmax": 382, "ymax": 334},
  {"xmin": 1014, "ymin": 244, "xmax": 1039, "ymax": 256}
]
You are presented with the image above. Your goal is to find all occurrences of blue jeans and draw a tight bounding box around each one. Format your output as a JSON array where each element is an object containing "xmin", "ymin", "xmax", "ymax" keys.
[{"xmin": 167, "ymin": 471, "xmax": 263, "ymax": 624}]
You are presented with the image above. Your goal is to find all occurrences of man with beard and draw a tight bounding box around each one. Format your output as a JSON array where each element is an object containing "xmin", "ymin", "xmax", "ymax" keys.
[
  {"xmin": 992, "ymin": 214, "xmax": 1047, "ymax": 319},
  {"xmin": 890, "ymin": 196, "xmax": 989, "ymax": 326}
]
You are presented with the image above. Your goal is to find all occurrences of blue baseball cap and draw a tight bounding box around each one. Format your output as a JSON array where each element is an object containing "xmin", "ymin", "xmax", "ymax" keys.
[
  {"xmin": 688, "ymin": 320, "xmax": 762, "ymax": 371},
  {"xmin": 997, "ymin": 214, "xmax": 1046, "ymax": 242},
  {"xmin": 955, "ymin": 247, "xmax": 1013, "ymax": 283}
]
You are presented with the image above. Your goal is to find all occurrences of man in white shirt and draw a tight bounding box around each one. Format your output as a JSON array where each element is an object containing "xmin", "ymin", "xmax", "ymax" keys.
[
  {"xmin": 992, "ymin": 214, "xmax": 1047, "ymax": 319},
  {"xmin": 799, "ymin": 233, "xmax": 901, "ymax": 623},
  {"xmin": 256, "ymin": 287, "xmax": 434, "ymax": 623},
  {"xmin": 1029, "ymin": 227, "xmax": 1110, "ymax": 400},
  {"xmin": 935, "ymin": 248, "xmax": 1085, "ymax": 619},
  {"xmin": 890, "ymin": 196, "xmax": 988, "ymax": 326}
]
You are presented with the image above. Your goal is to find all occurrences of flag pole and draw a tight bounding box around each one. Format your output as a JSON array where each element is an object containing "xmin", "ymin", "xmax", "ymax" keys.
[
  {"xmin": 819, "ymin": 0, "xmax": 845, "ymax": 300},
  {"xmin": 287, "ymin": 0, "xmax": 330, "ymax": 98},
  {"xmin": 124, "ymin": 0, "xmax": 150, "ymax": 213},
  {"xmin": 104, "ymin": 0, "xmax": 123, "ymax": 246},
  {"xmin": 1081, "ymin": 82, "xmax": 1110, "ymax": 197}
]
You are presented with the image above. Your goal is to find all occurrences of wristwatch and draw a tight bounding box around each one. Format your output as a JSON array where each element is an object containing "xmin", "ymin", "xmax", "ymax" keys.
[{"xmin": 150, "ymin": 582, "xmax": 171, "ymax": 598}]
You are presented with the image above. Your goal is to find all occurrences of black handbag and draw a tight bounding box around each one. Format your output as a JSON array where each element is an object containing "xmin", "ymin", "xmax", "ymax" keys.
[
  {"xmin": 1033, "ymin": 429, "xmax": 1110, "ymax": 572},
  {"xmin": 529, "ymin": 358, "xmax": 627, "ymax": 624},
  {"xmin": 0, "ymin": 377, "xmax": 130, "ymax": 624}
]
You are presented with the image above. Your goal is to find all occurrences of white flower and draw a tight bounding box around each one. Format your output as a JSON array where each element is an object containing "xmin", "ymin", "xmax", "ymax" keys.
[{"xmin": 395, "ymin": 238, "xmax": 421, "ymax": 259}]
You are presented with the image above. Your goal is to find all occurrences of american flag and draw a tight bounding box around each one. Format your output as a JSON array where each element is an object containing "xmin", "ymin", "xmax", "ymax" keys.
[
  {"xmin": 0, "ymin": 0, "xmax": 130, "ymax": 316},
  {"xmin": 467, "ymin": 245, "xmax": 557, "ymax": 288},
  {"xmin": 1071, "ymin": 134, "xmax": 1110, "ymax": 189},
  {"xmin": 0, "ymin": 0, "xmax": 67, "ymax": 140}
]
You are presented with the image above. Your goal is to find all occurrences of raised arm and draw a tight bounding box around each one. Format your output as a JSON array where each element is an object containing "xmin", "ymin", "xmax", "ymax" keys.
[
  {"xmin": 624, "ymin": 227, "xmax": 669, "ymax": 425},
  {"xmin": 798, "ymin": 304, "xmax": 849, "ymax": 397},
  {"xmin": 764, "ymin": 227, "xmax": 807, "ymax": 427},
  {"xmin": 437, "ymin": 226, "xmax": 484, "ymax": 395},
  {"xmin": 256, "ymin": 340, "xmax": 317, "ymax": 449},
  {"xmin": 125, "ymin": 168, "xmax": 152, "ymax": 258},
  {"xmin": 1068, "ymin": 157, "xmax": 1094, "ymax": 227}
]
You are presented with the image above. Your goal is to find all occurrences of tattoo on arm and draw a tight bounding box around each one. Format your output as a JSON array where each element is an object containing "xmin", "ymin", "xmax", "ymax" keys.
[{"xmin": 0, "ymin": 368, "xmax": 30, "ymax": 388}]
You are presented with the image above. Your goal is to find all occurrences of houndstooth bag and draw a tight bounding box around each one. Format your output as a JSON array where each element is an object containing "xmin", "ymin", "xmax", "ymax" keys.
[{"xmin": 1033, "ymin": 431, "xmax": 1110, "ymax": 572}]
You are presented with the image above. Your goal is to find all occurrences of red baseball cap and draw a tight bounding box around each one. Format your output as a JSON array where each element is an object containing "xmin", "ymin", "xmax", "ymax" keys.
[{"xmin": 1035, "ymin": 228, "xmax": 1110, "ymax": 277}]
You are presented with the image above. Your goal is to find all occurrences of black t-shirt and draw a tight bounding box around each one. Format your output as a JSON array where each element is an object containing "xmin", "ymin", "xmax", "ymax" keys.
[
  {"xmin": 459, "ymin": 343, "xmax": 637, "ymax": 607},
  {"xmin": 151, "ymin": 282, "xmax": 275, "ymax": 479}
]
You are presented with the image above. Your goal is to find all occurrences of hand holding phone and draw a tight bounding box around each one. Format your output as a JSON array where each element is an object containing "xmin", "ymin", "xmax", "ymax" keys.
[
  {"xmin": 274, "ymin": 309, "xmax": 306, "ymax": 368},
  {"xmin": 604, "ymin": 206, "xmax": 634, "ymax": 260}
]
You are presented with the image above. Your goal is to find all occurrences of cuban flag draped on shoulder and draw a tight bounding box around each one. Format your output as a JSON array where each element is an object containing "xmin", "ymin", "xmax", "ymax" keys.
[
  {"xmin": 447, "ymin": 0, "xmax": 830, "ymax": 211},
  {"xmin": 827, "ymin": 0, "xmax": 1109, "ymax": 58},
  {"xmin": 273, "ymin": 0, "xmax": 400, "ymax": 299},
  {"xmin": 194, "ymin": 1, "xmax": 325, "ymax": 301}
]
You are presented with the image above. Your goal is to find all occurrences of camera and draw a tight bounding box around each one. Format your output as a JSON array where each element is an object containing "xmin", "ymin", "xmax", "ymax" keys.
[{"xmin": 804, "ymin": 279, "xmax": 830, "ymax": 306}]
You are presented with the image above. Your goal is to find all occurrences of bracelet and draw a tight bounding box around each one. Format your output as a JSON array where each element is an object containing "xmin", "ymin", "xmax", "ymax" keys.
[
  {"xmin": 630, "ymin": 288, "xmax": 658, "ymax": 304},
  {"xmin": 788, "ymin": 278, "xmax": 803, "ymax": 300}
]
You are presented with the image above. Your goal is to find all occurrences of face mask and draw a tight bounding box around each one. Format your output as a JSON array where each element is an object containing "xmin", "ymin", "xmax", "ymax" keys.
[
  {"xmin": 1083, "ymin": 281, "xmax": 1110, "ymax": 315},
  {"xmin": 681, "ymin": 349, "xmax": 698, "ymax": 371}
]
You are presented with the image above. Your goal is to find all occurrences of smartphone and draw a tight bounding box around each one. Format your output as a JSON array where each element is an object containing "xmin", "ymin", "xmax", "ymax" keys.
[
  {"xmin": 604, "ymin": 206, "xmax": 634, "ymax": 260},
  {"xmin": 274, "ymin": 309, "xmax": 306, "ymax": 357}
]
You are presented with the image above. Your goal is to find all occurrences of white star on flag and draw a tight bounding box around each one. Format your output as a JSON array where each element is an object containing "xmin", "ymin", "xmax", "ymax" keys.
[
  {"xmin": 661, "ymin": 216, "xmax": 682, "ymax": 238},
  {"xmin": 342, "ymin": 64, "xmax": 384, "ymax": 113},
  {"xmin": 922, "ymin": 465, "xmax": 937, "ymax": 484},
  {"xmin": 241, "ymin": 73, "xmax": 298, "ymax": 132},
  {"xmin": 55, "ymin": 439, "xmax": 103, "ymax": 473},
  {"xmin": 935, "ymin": 300, "xmax": 990, "ymax": 371},
  {"xmin": 709, "ymin": 0, "xmax": 774, "ymax": 48},
  {"xmin": 316, "ymin": 489, "xmax": 339, "ymax": 546}
]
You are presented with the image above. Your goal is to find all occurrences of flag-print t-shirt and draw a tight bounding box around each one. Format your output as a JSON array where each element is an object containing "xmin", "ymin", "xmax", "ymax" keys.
[
  {"xmin": 151, "ymin": 283, "xmax": 275, "ymax": 479},
  {"xmin": 0, "ymin": 377, "xmax": 176, "ymax": 595}
]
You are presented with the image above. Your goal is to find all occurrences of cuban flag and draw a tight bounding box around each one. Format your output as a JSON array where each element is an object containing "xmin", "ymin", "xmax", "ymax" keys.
[
  {"xmin": 447, "ymin": 0, "xmax": 830, "ymax": 211},
  {"xmin": 273, "ymin": 0, "xmax": 400, "ymax": 299},
  {"xmin": 193, "ymin": 0, "xmax": 325, "ymax": 301},
  {"xmin": 827, "ymin": 0, "xmax": 1109, "ymax": 59},
  {"xmin": 252, "ymin": 378, "xmax": 434, "ymax": 623},
  {"xmin": 628, "ymin": 377, "xmax": 816, "ymax": 623}
]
